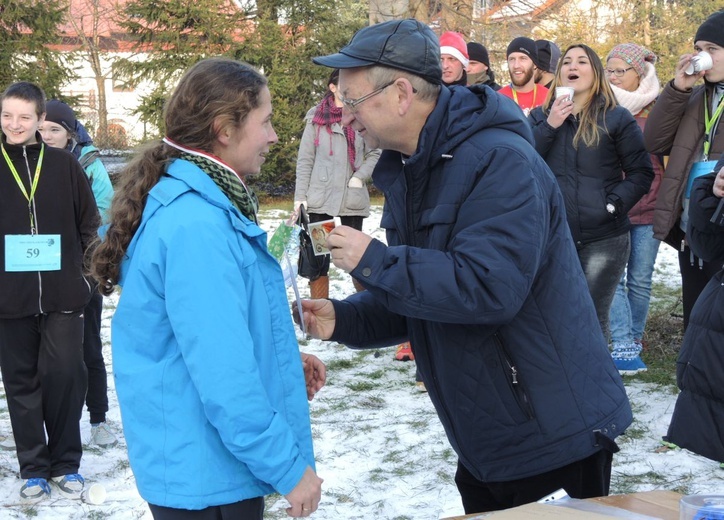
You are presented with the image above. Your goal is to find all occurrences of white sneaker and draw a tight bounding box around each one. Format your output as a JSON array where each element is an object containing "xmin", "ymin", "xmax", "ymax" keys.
[
  {"xmin": 51, "ymin": 473, "xmax": 85, "ymax": 499},
  {"xmin": 0, "ymin": 434, "xmax": 16, "ymax": 451},
  {"xmin": 20, "ymin": 478, "xmax": 51, "ymax": 503},
  {"xmin": 90, "ymin": 422, "xmax": 118, "ymax": 448}
]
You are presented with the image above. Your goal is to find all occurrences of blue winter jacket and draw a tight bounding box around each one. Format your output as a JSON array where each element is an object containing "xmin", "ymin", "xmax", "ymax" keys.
[
  {"xmin": 330, "ymin": 85, "xmax": 633, "ymax": 482},
  {"xmin": 112, "ymin": 158, "xmax": 315, "ymax": 508}
]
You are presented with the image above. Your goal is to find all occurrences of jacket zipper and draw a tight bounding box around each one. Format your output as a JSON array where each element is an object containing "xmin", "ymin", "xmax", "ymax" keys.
[
  {"xmin": 23, "ymin": 146, "xmax": 44, "ymax": 314},
  {"xmin": 493, "ymin": 332, "xmax": 535, "ymax": 420}
]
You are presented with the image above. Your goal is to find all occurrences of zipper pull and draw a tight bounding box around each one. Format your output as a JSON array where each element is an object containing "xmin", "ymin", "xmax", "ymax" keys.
[
  {"xmin": 680, "ymin": 239, "xmax": 686, "ymax": 252},
  {"xmin": 511, "ymin": 365, "xmax": 519, "ymax": 385}
]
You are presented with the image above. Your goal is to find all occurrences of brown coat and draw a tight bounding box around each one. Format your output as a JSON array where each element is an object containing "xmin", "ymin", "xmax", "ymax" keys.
[{"xmin": 644, "ymin": 80, "xmax": 724, "ymax": 244}]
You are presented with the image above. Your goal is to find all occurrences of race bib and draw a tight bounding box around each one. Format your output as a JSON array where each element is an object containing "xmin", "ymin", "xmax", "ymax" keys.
[
  {"xmin": 4, "ymin": 234, "xmax": 61, "ymax": 272},
  {"xmin": 685, "ymin": 160, "xmax": 718, "ymax": 198}
]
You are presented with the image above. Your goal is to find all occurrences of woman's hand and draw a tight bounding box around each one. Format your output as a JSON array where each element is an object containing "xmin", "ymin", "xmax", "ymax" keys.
[
  {"xmin": 301, "ymin": 353, "xmax": 326, "ymax": 400},
  {"xmin": 546, "ymin": 96, "xmax": 574, "ymax": 129}
]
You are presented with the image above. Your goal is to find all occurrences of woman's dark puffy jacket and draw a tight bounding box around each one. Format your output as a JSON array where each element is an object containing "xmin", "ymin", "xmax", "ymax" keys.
[{"xmin": 529, "ymin": 104, "xmax": 654, "ymax": 246}]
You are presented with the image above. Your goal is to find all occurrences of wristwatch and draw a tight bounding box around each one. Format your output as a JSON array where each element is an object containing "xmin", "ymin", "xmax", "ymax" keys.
[{"xmin": 606, "ymin": 203, "xmax": 616, "ymax": 215}]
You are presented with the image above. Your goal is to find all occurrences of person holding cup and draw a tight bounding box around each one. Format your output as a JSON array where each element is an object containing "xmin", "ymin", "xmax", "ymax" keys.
[
  {"xmin": 643, "ymin": 9, "xmax": 724, "ymax": 332},
  {"xmin": 529, "ymin": 44, "xmax": 654, "ymax": 373},
  {"xmin": 604, "ymin": 43, "xmax": 664, "ymax": 370}
]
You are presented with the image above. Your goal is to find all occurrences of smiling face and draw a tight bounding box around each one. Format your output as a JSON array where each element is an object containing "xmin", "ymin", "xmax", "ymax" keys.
[
  {"xmin": 39, "ymin": 120, "xmax": 71, "ymax": 149},
  {"xmin": 339, "ymin": 68, "xmax": 393, "ymax": 151},
  {"xmin": 695, "ymin": 40, "xmax": 724, "ymax": 83},
  {"xmin": 606, "ymin": 57, "xmax": 640, "ymax": 92},
  {"xmin": 560, "ymin": 47, "xmax": 595, "ymax": 99},
  {"xmin": 507, "ymin": 52, "xmax": 536, "ymax": 90},
  {"xmin": 441, "ymin": 54, "xmax": 465, "ymax": 84},
  {"xmin": 1, "ymin": 97, "xmax": 43, "ymax": 146},
  {"xmin": 214, "ymin": 86, "xmax": 277, "ymax": 179}
]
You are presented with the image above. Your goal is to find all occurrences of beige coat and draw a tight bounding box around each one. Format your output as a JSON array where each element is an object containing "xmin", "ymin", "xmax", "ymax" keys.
[{"xmin": 294, "ymin": 107, "xmax": 380, "ymax": 217}]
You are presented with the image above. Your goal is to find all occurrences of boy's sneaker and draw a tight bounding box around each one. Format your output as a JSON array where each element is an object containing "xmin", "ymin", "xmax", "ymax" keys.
[
  {"xmin": 611, "ymin": 343, "xmax": 648, "ymax": 375},
  {"xmin": 0, "ymin": 434, "xmax": 16, "ymax": 451},
  {"xmin": 51, "ymin": 473, "xmax": 85, "ymax": 499},
  {"xmin": 20, "ymin": 478, "xmax": 51, "ymax": 503},
  {"xmin": 90, "ymin": 422, "xmax": 118, "ymax": 448},
  {"xmin": 395, "ymin": 342, "xmax": 414, "ymax": 361}
]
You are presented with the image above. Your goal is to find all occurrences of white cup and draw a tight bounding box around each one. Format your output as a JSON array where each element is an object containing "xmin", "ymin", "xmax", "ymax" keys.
[
  {"xmin": 555, "ymin": 86, "xmax": 575, "ymax": 102},
  {"xmin": 685, "ymin": 51, "xmax": 713, "ymax": 75},
  {"xmin": 81, "ymin": 483, "xmax": 107, "ymax": 505}
]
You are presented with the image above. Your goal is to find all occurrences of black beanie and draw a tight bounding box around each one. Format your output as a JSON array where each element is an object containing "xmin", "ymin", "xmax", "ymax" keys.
[
  {"xmin": 695, "ymin": 10, "xmax": 724, "ymax": 48},
  {"xmin": 44, "ymin": 100, "xmax": 77, "ymax": 133},
  {"xmin": 467, "ymin": 42, "xmax": 490, "ymax": 68},
  {"xmin": 506, "ymin": 37, "xmax": 538, "ymax": 62}
]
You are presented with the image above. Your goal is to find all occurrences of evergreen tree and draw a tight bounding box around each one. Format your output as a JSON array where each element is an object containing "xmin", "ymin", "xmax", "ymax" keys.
[{"xmin": 0, "ymin": 0, "xmax": 73, "ymax": 97}]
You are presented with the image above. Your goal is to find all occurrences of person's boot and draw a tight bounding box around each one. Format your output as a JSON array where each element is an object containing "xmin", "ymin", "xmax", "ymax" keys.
[{"xmin": 309, "ymin": 276, "xmax": 329, "ymax": 299}]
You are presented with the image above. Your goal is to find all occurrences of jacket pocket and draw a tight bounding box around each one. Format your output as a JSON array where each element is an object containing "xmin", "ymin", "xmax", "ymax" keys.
[
  {"xmin": 493, "ymin": 333, "xmax": 535, "ymax": 421},
  {"xmin": 342, "ymin": 185, "xmax": 369, "ymax": 212}
]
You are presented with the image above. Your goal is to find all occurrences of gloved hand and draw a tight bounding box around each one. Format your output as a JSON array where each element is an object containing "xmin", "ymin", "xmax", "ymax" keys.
[{"xmin": 347, "ymin": 177, "xmax": 364, "ymax": 189}]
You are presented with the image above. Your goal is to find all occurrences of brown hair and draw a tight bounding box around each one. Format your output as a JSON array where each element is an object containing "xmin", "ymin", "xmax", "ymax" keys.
[
  {"xmin": 1, "ymin": 82, "xmax": 46, "ymax": 118},
  {"xmin": 90, "ymin": 57, "xmax": 267, "ymax": 295},
  {"xmin": 544, "ymin": 44, "xmax": 618, "ymax": 148}
]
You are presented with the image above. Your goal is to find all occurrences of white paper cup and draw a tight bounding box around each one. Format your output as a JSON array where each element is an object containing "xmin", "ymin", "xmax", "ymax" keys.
[
  {"xmin": 680, "ymin": 494, "xmax": 724, "ymax": 520},
  {"xmin": 81, "ymin": 483, "xmax": 107, "ymax": 505},
  {"xmin": 555, "ymin": 86, "xmax": 575, "ymax": 102},
  {"xmin": 685, "ymin": 51, "xmax": 713, "ymax": 75}
]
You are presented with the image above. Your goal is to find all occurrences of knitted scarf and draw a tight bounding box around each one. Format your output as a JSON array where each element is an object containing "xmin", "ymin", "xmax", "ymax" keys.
[
  {"xmin": 610, "ymin": 62, "xmax": 660, "ymax": 116},
  {"xmin": 312, "ymin": 93, "xmax": 357, "ymax": 171},
  {"xmin": 180, "ymin": 151, "xmax": 259, "ymax": 224}
]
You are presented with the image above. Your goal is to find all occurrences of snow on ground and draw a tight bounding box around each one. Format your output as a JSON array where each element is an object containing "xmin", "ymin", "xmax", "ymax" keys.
[{"xmin": 0, "ymin": 206, "xmax": 722, "ymax": 519}]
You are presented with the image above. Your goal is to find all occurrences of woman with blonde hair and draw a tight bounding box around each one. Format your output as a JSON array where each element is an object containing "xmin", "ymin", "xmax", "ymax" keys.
[
  {"xmin": 91, "ymin": 57, "xmax": 324, "ymax": 519},
  {"xmin": 605, "ymin": 43, "xmax": 664, "ymax": 363},
  {"xmin": 529, "ymin": 44, "xmax": 654, "ymax": 374}
]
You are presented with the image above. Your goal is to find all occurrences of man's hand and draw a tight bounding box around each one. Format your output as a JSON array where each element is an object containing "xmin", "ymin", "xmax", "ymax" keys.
[
  {"xmin": 293, "ymin": 299, "xmax": 336, "ymax": 340},
  {"xmin": 300, "ymin": 353, "xmax": 326, "ymax": 400},
  {"xmin": 285, "ymin": 466, "xmax": 323, "ymax": 517},
  {"xmin": 714, "ymin": 166, "xmax": 724, "ymax": 199},
  {"xmin": 326, "ymin": 226, "xmax": 373, "ymax": 273},
  {"xmin": 673, "ymin": 53, "xmax": 706, "ymax": 92}
]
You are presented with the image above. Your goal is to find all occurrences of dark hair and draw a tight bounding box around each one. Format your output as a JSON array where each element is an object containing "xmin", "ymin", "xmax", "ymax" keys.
[
  {"xmin": 1, "ymin": 82, "xmax": 46, "ymax": 118},
  {"xmin": 91, "ymin": 58, "xmax": 267, "ymax": 295},
  {"xmin": 545, "ymin": 44, "xmax": 617, "ymax": 148}
]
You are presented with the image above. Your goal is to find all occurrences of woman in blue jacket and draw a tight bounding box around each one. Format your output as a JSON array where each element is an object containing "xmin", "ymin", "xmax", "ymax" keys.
[
  {"xmin": 529, "ymin": 44, "xmax": 654, "ymax": 374},
  {"xmin": 40, "ymin": 100, "xmax": 118, "ymax": 449},
  {"xmin": 91, "ymin": 58, "xmax": 325, "ymax": 519}
]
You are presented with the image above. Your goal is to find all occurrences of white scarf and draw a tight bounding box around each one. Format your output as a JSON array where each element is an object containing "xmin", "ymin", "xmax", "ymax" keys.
[{"xmin": 610, "ymin": 63, "xmax": 660, "ymax": 116}]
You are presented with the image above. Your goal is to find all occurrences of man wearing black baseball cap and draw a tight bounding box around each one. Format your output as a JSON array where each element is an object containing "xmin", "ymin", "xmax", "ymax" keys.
[{"xmin": 301, "ymin": 18, "xmax": 632, "ymax": 514}]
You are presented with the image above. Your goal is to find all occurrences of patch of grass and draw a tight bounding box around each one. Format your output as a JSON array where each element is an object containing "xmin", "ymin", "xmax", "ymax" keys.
[
  {"xmin": 346, "ymin": 381, "xmax": 377, "ymax": 392},
  {"xmin": 325, "ymin": 358, "xmax": 357, "ymax": 371}
]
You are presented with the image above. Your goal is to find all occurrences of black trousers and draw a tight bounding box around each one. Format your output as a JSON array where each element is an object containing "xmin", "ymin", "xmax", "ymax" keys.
[
  {"xmin": 83, "ymin": 290, "xmax": 109, "ymax": 424},
  {"xmin": 455, "ymin": 449, "xmax": 613, "ymax": 514},
  {"xmin": 0, "ymin": 312, "xmax": 86, "ymax": 478},
  {"xmin": 678, "ymin": 246, "xmax": 720, "ymax": 330},
  {"xmin": 149, "ymin": 497, "xmax": 264, "ymax": 520}
]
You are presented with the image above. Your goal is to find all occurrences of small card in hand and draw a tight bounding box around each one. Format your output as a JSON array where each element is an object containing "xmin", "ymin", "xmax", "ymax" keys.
[{"xmin": 308, "ymin": 219, "xmax": 336, "ymax": 256}]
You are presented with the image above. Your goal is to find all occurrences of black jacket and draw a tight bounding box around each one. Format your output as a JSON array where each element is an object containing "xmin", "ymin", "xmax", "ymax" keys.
[
  {"xmin": 0, "ymin": 134, "xmax": 99, "ymax": 318},
  {"xmin": 330, "ymin": 85, "xmax": 632, "ymax": 482},
  {"xmin": 666, "ymin": 156, "xmax": 724, "ymax": 463},
  {"xmin": 529, "ymin": 103, "xmax": 654, "ymax": 246}
]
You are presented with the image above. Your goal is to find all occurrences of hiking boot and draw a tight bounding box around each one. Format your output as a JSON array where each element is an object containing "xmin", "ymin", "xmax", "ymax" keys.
[
  {"xmin": 611, "ymin": 343, "xmax": 648, "ymax": 375},
  {"xmin": 0, "ymin": 434, "xmax": 16, "ymax": 451},
  {"xmin": 90, "ymin": 422, "xmax": 118, "ymax": 448},
  {"xmin": 51, "ymin": 473, "xmax": 85, "ymax": 499},
  {"xmin": 395, "ymin": 342, "xmax": 414, "ymax": 361},
  {"xmin": 20, "ymin": 478, "xmax": 51, "ymax": 503}
]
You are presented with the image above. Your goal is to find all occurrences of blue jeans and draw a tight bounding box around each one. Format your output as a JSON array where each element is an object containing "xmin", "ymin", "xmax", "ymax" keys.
[
  {"xmin": 577, "ymin": 233, "xmax": 630, "ymax": 343},
  {"xmin": 609, "ymin": 225, "xmax": 660, "ymax": 345}
]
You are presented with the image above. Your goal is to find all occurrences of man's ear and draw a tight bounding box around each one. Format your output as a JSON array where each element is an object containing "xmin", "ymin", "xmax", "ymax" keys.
[{"xmin": 393, "ymin": 78, "xmax": 415, "ymax": 115}]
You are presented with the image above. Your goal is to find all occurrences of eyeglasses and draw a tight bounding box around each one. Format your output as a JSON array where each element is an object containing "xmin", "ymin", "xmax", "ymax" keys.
[
  {"xmin": 605, "ymin": 67, "xmax": 634, "ymax": 77},
  {"xmin": 339, "ymin": 81, "xmax": 395, "ymax": 112}
]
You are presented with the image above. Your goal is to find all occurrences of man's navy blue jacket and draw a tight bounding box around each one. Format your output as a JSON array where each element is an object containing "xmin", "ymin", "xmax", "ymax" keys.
[{"xmin": 330, "ymin": 84, "xmax": 632, "ymax": 482}]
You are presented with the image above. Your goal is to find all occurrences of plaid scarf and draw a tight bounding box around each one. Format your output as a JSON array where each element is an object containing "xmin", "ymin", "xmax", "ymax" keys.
[
  {"xmin": 180, "ymin": 152, "xmax": 259, "ymax": 224},
  {"xmin": 312, "ymin": 93, "xmax": 357, "ymax": 171}
]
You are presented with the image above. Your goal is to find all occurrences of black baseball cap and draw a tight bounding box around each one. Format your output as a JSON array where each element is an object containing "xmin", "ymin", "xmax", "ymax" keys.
[{"xmin": 313, "ymin": 19, "xmax": 443, "ymax": 84}]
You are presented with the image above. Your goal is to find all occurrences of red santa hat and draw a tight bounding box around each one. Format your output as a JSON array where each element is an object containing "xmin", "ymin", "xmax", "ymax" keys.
[{"xmin": 439, "ymin": 31, "xmax": 469, "ymax": 68}]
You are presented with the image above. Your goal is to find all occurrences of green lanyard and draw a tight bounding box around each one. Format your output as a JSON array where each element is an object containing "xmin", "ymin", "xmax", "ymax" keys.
[
  {"xmin": 1, "ymin": 142, "xmax": 45, "ymax": 234},
  {"xmin": 703, "ymin": 90, "xmax": 724, "ymax": 158}
]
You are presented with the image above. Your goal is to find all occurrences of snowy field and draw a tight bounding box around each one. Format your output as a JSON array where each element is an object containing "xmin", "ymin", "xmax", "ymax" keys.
[{"xmin": 0, "ymin": 205, "xmax": 722, "ymax": 519}]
